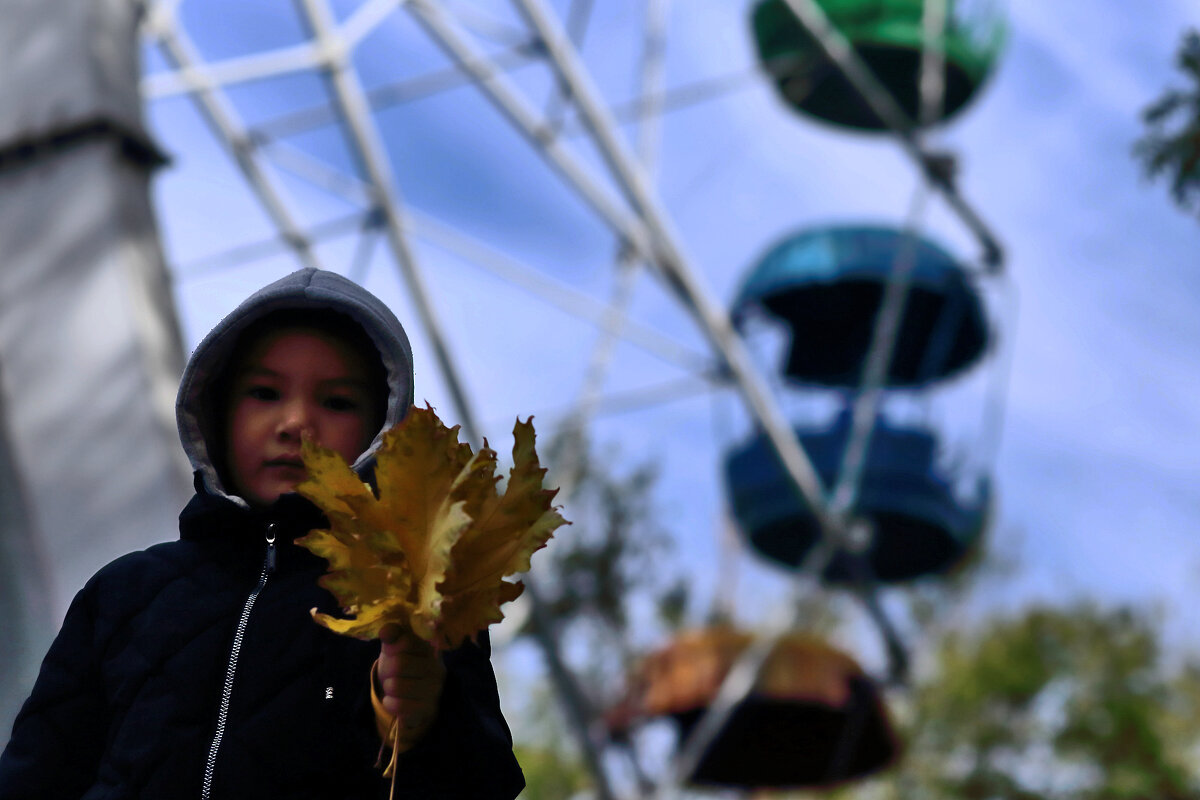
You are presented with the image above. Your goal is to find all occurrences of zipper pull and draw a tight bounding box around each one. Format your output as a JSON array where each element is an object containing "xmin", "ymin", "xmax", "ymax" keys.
[{"xmin": 265, "ymin": 522, "xmax": 278, "ymax": 574}]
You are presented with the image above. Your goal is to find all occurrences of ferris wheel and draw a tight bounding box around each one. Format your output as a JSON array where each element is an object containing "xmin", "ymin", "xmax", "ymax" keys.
[{"xmin": 44, "ymin": 0, "xmax": 1012, "ymax": 794}]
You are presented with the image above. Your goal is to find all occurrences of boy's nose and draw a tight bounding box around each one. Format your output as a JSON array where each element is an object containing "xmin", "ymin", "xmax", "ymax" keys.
[{"xmin": 277, "ymin": 401, "xmax": 315, "ymax": 439}]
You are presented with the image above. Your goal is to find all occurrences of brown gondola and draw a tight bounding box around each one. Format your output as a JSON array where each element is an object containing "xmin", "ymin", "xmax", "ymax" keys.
[{"xmin": 633, "ymin": 626, "xmax": 899, "ymax": 790}]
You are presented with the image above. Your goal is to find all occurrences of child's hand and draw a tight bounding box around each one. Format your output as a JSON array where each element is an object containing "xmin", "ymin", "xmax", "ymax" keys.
[{"xmin": 376, "ymin": 624, "xmax": 445, "ymax": 748}]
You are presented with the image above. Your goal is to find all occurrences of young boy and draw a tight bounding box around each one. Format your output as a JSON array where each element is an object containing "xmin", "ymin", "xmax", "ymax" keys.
[{"xmin": 0, "ymin": 268, "xmax": 525, "ymax": 799}]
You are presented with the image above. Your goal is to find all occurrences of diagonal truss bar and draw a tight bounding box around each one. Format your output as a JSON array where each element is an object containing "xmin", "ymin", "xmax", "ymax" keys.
[
  {"xmin": 541, "ymin": 0, "xmax": 595, "ymax": 136},
  {"xmin": 828, "ymin": 191, "xmax": 930, "ymax": 519},
  {"xmin": 175, "ymin": 211, "xmax": 364, "ymax": 279},
  {"xmin": 405, "ymin": 0, "xmax": 659, "ymax": 271},
  {"xmin": 294, "ymin": 0, "xmax": 480, "ymax": 445},
  {"xmin": 150, "ymin": 19, "xmax": 321, "ymax": 270},
  {"xmin": 564, "ymin": 0, "xmax": 671, "ymax": 457},
  {"xmin": 410, "ymin": 11, "xmax": 840, "ymax": 786},
  {"xmin": 663, "ymin": 9, "xmax": 963, "ymax": 781},
  {"xmin": 409, "ymin": 0, "xmax": 835, "ymax": 572},
  {"xmin": 780, "ymin": 0, "xmax": 1003, "ymax": 269},
  {"xmin": 253, "ymin": 136, "xmax": 711, "ymax": 375},
  {"xmin": 341, "ymin": 0, "xmax": 407, "ymax": 49},
  {"xmin": 634, "ymin": 0, "xmax": 670, "ymax": 183},
  {"xmin": 541, "ymin": 12, "xmax": 674, "ymax": 788},
  {"xmin": 549, "ymin": 0, "xmax": 672, "ymax": 540},
  {"xmin": 143, "ymin": 0, "xmax": 407, "ymax": 100},
  {"xmin": 504, "ymin": 4, "xmax": 874, "ymax": 796},
  {"xmin": 408, "ymin": 213, "xmax": 712, "ymax": 375},
  {"xmin": 142, "ymin": 40, "xmax": 326, "ymax": 99},
  {"xmin": 245, "ymin": 47, "xmax": 790, "ymax": 151},
  {"xmin": 824, "ymin": 187, "xmax": 934, "ymax": 687},
  {"xmin": 289, "ymin": 5, "xmax": 620, "ymax": 797},
  {"xmin": 248, "ymin": 43, "xmax": 539, "ymax": 144},
  {"xmin": 440, "ymin": 0, "xmax": 531, "ymax": 46},
  {"xmin": 919, "ymin": 0, "xmax": 949, "ymax": 129},
  {"xmin": 258, "ymin": 139, "xmax": 373, "ymax": 205},
  {"xmin": 509, "ymin": 0, "xmax": 836, "ymax": 535}
]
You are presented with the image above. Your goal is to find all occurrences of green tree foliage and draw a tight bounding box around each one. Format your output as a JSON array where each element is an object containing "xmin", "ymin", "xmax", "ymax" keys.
[
  {"xmin": 509, "ymin": 432, "xmax": 1200, "ymax": 800},
  {"xmin": 837, "ymin": 603, "xmax": 1200, "ymax": 800},
  {"xmin": 513, "ymin": 745, "xmax": 592, "ymax": 800},
  {"xmin": 1135, "ymin": 29, "xmax": 1200, "ymax": 217}
]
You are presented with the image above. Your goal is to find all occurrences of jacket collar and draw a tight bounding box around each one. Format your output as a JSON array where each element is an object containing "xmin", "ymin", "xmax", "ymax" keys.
[{"xmin": 179, "ymin": 474, "xmax": 330, "ymax": 569}]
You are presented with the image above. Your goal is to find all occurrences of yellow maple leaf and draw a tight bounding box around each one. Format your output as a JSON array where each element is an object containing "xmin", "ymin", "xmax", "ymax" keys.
[{"xmin": 295, "ymin": 405, "xmax": 567, "ymax": 650}]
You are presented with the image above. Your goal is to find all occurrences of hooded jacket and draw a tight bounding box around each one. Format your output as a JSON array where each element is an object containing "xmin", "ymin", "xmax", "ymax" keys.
[{"xmin": 0, "ymin": 269, "xmax": 525, "ymax": 799}]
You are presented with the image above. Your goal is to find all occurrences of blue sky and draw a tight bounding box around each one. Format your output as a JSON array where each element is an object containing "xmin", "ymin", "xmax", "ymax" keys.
[{"xmin": 143, "ymin": 0, "xmax": 1200, "ymax": 668}]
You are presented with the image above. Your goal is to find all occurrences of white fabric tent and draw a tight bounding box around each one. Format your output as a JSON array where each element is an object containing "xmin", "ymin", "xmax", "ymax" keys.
[{"xmin": 0, "ymin": 0, "xmax": 192, "ymax": 740}]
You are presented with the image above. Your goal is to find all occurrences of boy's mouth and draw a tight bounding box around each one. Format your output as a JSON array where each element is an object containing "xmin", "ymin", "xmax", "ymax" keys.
[{"xmin": 264, "ymin": 456, "xmax": 304, "ymax": 469}]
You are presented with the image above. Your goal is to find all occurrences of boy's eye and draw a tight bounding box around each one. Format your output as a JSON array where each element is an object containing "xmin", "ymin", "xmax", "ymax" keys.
[
  {"xmin": 323, "ymin": 395, "xmax": 359, "ymax": 412},
  {"xmin": 246, "ymin": 386, "xmax": 279, "ymax": 401}
]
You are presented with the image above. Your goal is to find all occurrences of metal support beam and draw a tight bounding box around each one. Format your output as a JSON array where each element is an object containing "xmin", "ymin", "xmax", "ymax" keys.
[
  {"xmin": 247, "ymin": 44, "xmax": 539, "ymax": 145},
  {"xmin": 151, "ymin": 25, "xmax": 321, "ymax": 270},
  {"xmin": 551, "ymin": 0, "xmax": 672, "ymax": 507},
  {"xmin": 406, "ymin": 0, "xmax": 659, "ymax": 270},
  {"xmin": 828, "ymin": 188, "xmax": 930, "ymax": 518},
  {"xmin": 295, "ymin": 0, "xmax": 480, "ymax": 446},
  {"xmin": 184, "ymin": 132, "xmax": 713, "ymax": 377},
  {"xmin": 341, "ymin": 0, "xmax": 407, "ymax": 49},
  {"xmin": 143, "ymin": 0, "xmax": 406, "ymax": 99},
  {"xmin": 408, "ymin": 213, "xmax": 711, "ymax": 375},
  {"xmin": 174, "ymin": 212, "xmax": 364, "ymax": 280},
  {"xmin": 502, "ymin": 5, "xmax": 872, "ymax": 796},
  {"xmin": 289, "ymin": 9, "xmax": 619, "ymax": 791},
  {"xmin": 508, "ymin": 0, "xmax": 836, "ymax": 536},
  {"xmin": 258, "ymin": 139, "xmax": 374, "ymax": 206},
  {"xmin": 540, "ymin": 0, "xmax": 595, "ymax": 136},
  {"xmin": 635, "ymin": 0, "xmax": 670, "ymax": 182},
  {"xmin": 410, "ymin": 3, "xmax": 835, "ymax": 591},
  {"xmin": 142, "ymin": 41, "xmax": 327, "ymax": 99},
  {"xmin": 919, "ymin": 0, "xmax": 949, "ymax": 129}
]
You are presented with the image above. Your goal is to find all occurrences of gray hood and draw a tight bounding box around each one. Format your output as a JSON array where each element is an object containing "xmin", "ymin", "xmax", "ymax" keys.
[{"xmin": 176, "ymin": 268, "xmax": 414, "ymax": 506}]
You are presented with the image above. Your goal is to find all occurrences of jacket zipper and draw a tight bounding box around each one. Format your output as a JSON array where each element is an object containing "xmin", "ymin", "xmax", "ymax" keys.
[{"xmin": 201, "ymin": 524, "xmax": 278, "ymax": 800}]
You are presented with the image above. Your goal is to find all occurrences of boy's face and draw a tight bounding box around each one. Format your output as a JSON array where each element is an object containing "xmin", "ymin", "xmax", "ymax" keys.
[{"xmin": 224, "ymin": 326, "xmax": 381, "ymax": 507}]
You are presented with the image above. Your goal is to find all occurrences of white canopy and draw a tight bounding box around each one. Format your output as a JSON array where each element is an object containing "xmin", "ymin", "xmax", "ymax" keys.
[{"xmin": 0, "ymin": 0, "xmax": 191, "ymax": 740}]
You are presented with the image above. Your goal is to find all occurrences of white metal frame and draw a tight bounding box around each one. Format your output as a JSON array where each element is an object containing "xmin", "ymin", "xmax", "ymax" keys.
[{"xmin": 139, "ymin": 1, "xmax": 1009, "ymax": 795}]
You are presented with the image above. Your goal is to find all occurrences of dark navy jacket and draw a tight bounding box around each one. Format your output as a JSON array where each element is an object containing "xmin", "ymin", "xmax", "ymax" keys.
[
  {"xmin": 0, "ymin": 269, "xmax": 524, "ymax": 799},
  {"xmin": 0, "ymin": 489, "xmax": 525, "ymax": 799}
]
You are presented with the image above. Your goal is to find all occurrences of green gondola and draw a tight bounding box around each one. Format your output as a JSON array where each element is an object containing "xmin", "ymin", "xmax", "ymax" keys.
[{"xmin": 752, "ymin": 0, "xmax": 1006, "ymax": 130}]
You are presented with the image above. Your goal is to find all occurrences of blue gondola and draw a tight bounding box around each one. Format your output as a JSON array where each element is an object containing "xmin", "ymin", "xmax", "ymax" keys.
[
  {"xmin": 733, "ymin": 225, "xmax": 988, "ymax": 388},
  {"xmin": 724, "ymin": 410, "xmax": 989, "ymax": 583}
]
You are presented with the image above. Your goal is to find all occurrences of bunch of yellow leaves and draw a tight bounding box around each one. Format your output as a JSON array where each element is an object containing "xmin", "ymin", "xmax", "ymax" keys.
[{"xmin": 295, "ymin": 404, "xmax": 566, "ymax": 650}]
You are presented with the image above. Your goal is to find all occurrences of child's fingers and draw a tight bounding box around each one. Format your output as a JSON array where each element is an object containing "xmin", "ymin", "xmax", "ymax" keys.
[
  {"xmin": 394, "ymin": 653, "xmax": 443, "ymax": 679},
  {"xmin": 382, "ymin": 671, "xmax": 444, "ymax": 699},
  {"xmin": 377, "ymin": 629, "xmax": 416, "ymax": 677},
  {"xmin": 376, "ymin": 632, "xmax": 447, "ymax": 722},
  {"xmin": 381, "ymin": 677, "xmax": 443, "ymax": 715},
  {"xmin": 379, "ymin": 637, "xmax": 440, "ymax": 677},
  {"xmin": 382, "ymin": 697, "xmax": 438, "ymax": 731}
]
